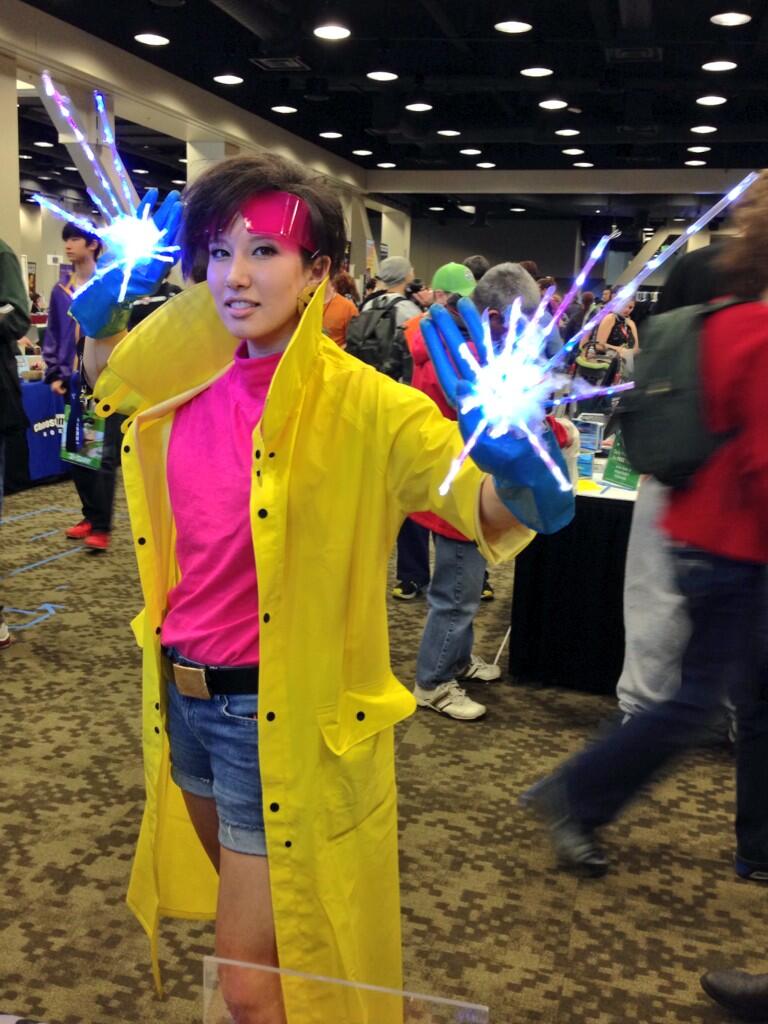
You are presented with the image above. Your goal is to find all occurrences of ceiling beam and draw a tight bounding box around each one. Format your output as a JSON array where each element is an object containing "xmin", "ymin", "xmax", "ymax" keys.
[{"xmin": 367, "ymin": 167, "xmax": 752, "ymax": 195}]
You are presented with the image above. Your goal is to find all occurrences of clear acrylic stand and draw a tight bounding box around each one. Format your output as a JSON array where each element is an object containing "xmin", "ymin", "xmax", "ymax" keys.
[{"xmin": 203, "ymin": 955, "xmax": 490, "ymax": 1024}]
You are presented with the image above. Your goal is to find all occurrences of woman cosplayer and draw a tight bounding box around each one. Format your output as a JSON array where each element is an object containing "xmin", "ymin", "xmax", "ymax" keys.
[{"xmin": 76, "ymin": 154, "xmax": 573, "ymax": 1023}]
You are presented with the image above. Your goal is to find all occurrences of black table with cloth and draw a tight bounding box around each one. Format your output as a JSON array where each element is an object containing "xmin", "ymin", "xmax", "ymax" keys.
[
  {"xmin": 4, "ymin": 380, "xmax": 68, "ymax": 493},
  {"xmin": 509, "ymin": 491, "xmax": 635, "ymax": 694}
]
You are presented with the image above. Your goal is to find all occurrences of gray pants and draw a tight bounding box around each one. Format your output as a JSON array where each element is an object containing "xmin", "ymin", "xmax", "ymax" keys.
[{"xmin": 616, "ymin": 477, "xmax": 690, "ymax": 716}]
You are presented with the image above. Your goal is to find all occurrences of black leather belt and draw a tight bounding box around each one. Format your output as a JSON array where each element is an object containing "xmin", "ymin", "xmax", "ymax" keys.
[{"xmin": 162, "ymin": 650, "xmax": 259, "ymax": 700}]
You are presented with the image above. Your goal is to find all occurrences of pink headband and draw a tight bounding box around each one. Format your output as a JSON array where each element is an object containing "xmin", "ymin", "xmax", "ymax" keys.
[{"xmin": 240, "ymin": 191, "xmax": 318, "ymax": 254}]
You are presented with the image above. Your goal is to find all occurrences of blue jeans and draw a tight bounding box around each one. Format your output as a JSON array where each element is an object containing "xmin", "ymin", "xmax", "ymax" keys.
[
  {"xmin": 416, "ymin": 534, "xmax": 487, "ymax": 688},
  {"xmin": 565, "ymin": 546, "xmax": 768, "ymax": 867},
  {"xmin": 164, "ymin": 648, "xmax": 266, "ymax": 856}
]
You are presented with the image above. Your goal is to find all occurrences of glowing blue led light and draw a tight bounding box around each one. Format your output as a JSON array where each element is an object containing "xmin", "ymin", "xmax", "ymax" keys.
[
  {"xmin": 434, "ymin": 171, "xmax": 759, "ymax": 496},
  {"xmin": 34, "ymin": 72, "xmax": 180, "ymax": 308}
]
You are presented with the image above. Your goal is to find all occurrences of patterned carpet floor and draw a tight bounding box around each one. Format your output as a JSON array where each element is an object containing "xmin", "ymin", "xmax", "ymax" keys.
[{"xmin": 1, "ymin": 478, "xmax": 763, "ymax": 1023}]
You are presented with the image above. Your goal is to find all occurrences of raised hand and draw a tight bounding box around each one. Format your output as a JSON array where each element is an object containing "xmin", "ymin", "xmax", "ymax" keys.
[{"xmin": 420, "ymin": 298, "xmax": 575, "ymax": 534}]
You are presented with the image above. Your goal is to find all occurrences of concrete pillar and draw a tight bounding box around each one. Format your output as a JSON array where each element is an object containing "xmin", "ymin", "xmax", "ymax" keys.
[
  {"xmin": 380, "ymin": 208, "xmax": 411, "ymax": 261},
  {"xmin": 345, "ymin": 195, "xmax": 376, "ymax": 284},
  {"xmin": 0, "ymin": 55, "xmax": 21, "ymax": 253},
  {"xmin": 686, "ymin": 227, "xmax": 710, "ymax": 252},
  {"xmin": 186, "ymin": 139, "xmax": 240, "ymax": 184}
]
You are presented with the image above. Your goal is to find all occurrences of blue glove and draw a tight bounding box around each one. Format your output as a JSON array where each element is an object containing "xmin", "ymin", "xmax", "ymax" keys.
[
  {"xmin": 70, "ymin": 188, "xmax": 182, "ymax": 338},
  {"xmin": 421, "ymin": 298, "xmax": 575, "ymax": 534}
]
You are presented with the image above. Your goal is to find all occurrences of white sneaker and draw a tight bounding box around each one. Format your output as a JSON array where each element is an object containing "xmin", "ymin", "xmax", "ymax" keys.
[
  {"xmin": 457, "ymin": 654, "xmax": 502, "ymax": 682},
  {"xmin": 413, "ymin": 680, "xmax": 487, "ymax": 720}
]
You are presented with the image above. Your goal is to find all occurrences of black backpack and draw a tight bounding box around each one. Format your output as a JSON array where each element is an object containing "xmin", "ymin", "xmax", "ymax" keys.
[
  {"xmin": 614, "ymin": 298, "xmax": 745, "ymax": 488},
  {"xmin": 345, "ymin": 295, "xmax": 411, "ymax": 380}
]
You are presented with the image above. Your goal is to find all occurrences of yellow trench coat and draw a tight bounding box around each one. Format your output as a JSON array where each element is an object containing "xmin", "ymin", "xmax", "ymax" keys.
[{"xmin": 95, "ymin": 282, "xmax": 533, "ymax": 1022}]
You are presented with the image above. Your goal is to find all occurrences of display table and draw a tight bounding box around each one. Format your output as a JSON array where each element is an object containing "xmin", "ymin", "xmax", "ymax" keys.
[
  {"xmin": 509, "ymin": 478, "xmax": 636, "ymax": 694},
  {"xmin": 4, "ymin": 381, "xmax": 68, "ymax": 493}
]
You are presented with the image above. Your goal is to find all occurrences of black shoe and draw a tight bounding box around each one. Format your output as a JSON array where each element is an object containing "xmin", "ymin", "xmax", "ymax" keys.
[
  {"xmin": 391, "ymin": 580, "xmax": 424, "ymax": 600},
  {"xmin": 701, "ymin": 970, "xmax": 768, "ymax": 1021},
  {"xmin": 520, "ymin": 774, "xmax": 609, "ymax": 877}
]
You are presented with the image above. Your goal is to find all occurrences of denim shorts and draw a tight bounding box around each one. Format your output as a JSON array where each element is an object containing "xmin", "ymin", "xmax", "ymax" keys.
[{"xmin": 164, "ymin": 651, "xmax": 266, "ymax": 856}]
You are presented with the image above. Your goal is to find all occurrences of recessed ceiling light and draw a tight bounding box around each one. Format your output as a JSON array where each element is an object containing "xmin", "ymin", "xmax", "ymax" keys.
[
  {"xmin": 134, "ymin": 33, "xmax": 170, "ymax": 46},
  {"xmin": 673, "ymin": 216, "xmax": 686, "ymax": 221},
  {"xmin": 688, "ymin": 145, "xmax": 712, "ymax": 153},
  {"xmin": 64, "ymin": 164, "xmax": 77, "ymax": 170},
  {"xmin": 133, "ymin": 168, "xmax": 149, "ymax": 175},
  {"xmin": 38, "ymin": 175, "xmax": 52, "ymax": 181},
  {"xmin": 405, "ymin": 102, "xmax": 433, "ymax": 112},
  {"xmin": 319, "ymin": 131, "xmax": 343, "ymax": 139},
  {"xmin": 685, "ymin": 159, "xmax": 707, "ymax": 166},
  {"xmin": 555, "ymin": 128, "xmax": 580, "ymax": 136},
  {"xmin": 271, "ymin": 105, "xmax": 297, "ymax": 114},
  {"xmin": 539, "ymin": 98, "xmax": 568, "ymax": 110},
  {"xmin": 477, "ymin": 162, "xmax": 496, "ymax": 168},
  {"xmin": 562, "ymin": 148, "xmax": 584, "ymax": 155},
  {"xmin": 19, "ymin": 153, "xmax": 32, "ymax": 160},
  {"xmin": 377, "ymin": 162, "xmax": 396, "ymax": 168},
  {"xmin": 15, "ymin": 79, "xmax": 34, "ymax": 90},
  {"xmin": 179, "ymin": 157, "xmax": 187, "ymax": 163},
  {"xmin": 521, "ymin": 67, "xmax": 553, "ymax": 77},
  {"xmin": 366, "ymin": 70, "xmax": 398, "ymax": 82},
  {"xmin": 429, "ymin": 205, "xmax": 445, "ymax": 211},
  {"xmin": 213, "ymin": 74, "xmax": 244, "ymax": 85},
  {"xmin": 711, "ymin": 11, "xmax": 751, "ymax": 26},
  {"xmin": 437, "ymin": 129, "xmax": 461, "ymax": 136},
  {"xmin": 510, "ymin": 207, "xmax": 526, "ymax": 212},
  {"xmin": 697, "ymin": 94, "xmax": 727, "ymax": 105},
  {"xmin": 171, "ymin": 179, "xmax": 186, "ymax": 185},
  {"xmin": 595, "ymin": 209, "xmax": 601, "ymax": 213},
  {"xmin": 702, "ymin": 59, "xmax": 737, "ymax": 71},
  {"xmin": 495, "ymin": 20, "xmax": 532, "ymax": 33},
  {"xmin": 460, "ymin": 148, "xmax": 482, "ymax": 155},
  {"xmin": 314, "ymin": 22, "xmax": 351, "ymax": 40},
  {"xmin": 691, "ymin": 124, "xmax": 718, "ymax": 133},
  {"xmin": 352, "ymin": 149, "xmax": 373, "ymax": 156},
  {"xmin": 573, "ymin": 161, "xmax": 594, "ymax": 167},
  {"xmin": 34, "ymin": 141, "xmax": 54, "ymax": 148}
]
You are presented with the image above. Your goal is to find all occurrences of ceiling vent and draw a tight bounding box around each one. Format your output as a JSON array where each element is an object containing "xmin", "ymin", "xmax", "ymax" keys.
[
  {"xmin": 617, "ymin": 124, "xmax": 660, "ymax": 138},
  {"xmin": 250, "ymin": 56, "xmax": 310, "ymax": 71},
  {"xmin": 605, "ymin": 46, "xmax": 663, "ymax": 64}
]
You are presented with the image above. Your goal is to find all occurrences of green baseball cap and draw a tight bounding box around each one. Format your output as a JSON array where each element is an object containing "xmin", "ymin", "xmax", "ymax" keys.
[{"xmin": 431, "ymin": 262, "xmax": 477, "ymax": 297}]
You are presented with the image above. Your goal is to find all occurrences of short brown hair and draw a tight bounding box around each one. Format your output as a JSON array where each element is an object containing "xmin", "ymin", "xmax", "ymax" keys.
[
  {"xmin": 716, "ymin": 170, "xmax": 768, "ymax": 299},
  {"xmin": 181, "ymin": 153, "xmax": 347, "ymax": 282}
]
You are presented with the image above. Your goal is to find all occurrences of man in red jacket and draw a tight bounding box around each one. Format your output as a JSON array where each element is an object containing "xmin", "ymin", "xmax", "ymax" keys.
[
  {"xmin": 411, "ymin": 262, "xmax": 542, "ymax": 720},
  {"xmin": 523, "ymin": 197, "xmax": 768, "ymax": 879}
]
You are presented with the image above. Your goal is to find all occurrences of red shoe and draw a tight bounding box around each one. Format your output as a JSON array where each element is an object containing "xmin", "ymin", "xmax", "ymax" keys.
[
  {"xmin": 65, "ymin": 519, "xmax": 93, "ymax": 539},
  {"xmin": 84, "ymin": 531, "xmax": 110, "ymax": 551}
]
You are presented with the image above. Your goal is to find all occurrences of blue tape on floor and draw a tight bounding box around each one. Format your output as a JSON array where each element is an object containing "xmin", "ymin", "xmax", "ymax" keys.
[{"xmin": 7, "ymin": 548, "xmax": 83, "ymax": 577}]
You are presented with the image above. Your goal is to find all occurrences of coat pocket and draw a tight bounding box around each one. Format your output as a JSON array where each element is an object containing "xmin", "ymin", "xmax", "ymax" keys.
[{"xmin": 316, "ymin": 682, "xmax": 416, "ymax": 841}]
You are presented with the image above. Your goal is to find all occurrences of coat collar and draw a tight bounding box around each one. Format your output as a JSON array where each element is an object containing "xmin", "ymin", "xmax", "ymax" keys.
[{"xmin": 105, "ymin": 278, "xmax": 327, "ymax": 436}]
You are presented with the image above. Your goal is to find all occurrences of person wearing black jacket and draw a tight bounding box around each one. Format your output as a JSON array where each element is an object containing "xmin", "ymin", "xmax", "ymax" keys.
[{"xmin": 0, "ymin": 237, "xmax": 31, "ymax": 650}]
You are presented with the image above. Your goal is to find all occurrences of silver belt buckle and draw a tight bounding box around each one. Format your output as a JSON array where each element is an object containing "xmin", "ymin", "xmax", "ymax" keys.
[{"xmin": 173, "ymin": 662, "xmax": 212, "ymax": 700}]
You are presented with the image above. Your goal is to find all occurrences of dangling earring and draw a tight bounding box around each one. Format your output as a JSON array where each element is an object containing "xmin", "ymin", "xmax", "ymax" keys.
[{"xmin": 297, "ymin": 284, "xmax": 317, "ymax": 315}]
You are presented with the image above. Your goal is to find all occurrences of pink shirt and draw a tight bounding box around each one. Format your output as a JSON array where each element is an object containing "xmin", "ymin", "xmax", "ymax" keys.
[{"xmin": 161, "ymin": 342, "xmax": 282, "ymax": 666}]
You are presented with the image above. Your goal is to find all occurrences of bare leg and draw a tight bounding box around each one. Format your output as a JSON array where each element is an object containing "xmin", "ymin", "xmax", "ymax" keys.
[
  {"xmin": 181, "ymin": 790, "xmax": 221, "ymax": 872},
  {"xmin": 216, "ymin": 849, "xmax": 285, "ymax": 1024}
]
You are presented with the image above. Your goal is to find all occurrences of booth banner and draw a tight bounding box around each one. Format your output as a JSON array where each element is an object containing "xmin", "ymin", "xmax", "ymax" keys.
[
  {"xmin": 60, "ymin": 401, "xmax": 105, "ymax": 471},
  {"xmin": 23, "ymin": 381, "xmax": 67, "ymax": 481}
]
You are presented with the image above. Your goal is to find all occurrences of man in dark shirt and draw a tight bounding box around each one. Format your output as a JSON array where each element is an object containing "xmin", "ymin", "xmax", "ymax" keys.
[{"xmin": 0, "ymin": 237, "xmax": 31, "ymax": 649}]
